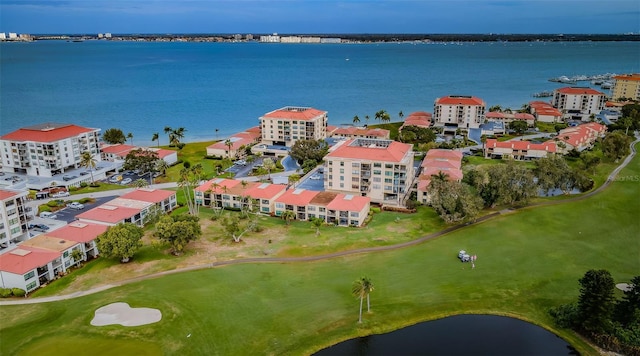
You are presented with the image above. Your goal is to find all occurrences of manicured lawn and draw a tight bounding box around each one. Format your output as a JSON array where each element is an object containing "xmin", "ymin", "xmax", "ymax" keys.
[{"xmin": 1, "ymin": 144, "xmax": 638, "ymax": 355}]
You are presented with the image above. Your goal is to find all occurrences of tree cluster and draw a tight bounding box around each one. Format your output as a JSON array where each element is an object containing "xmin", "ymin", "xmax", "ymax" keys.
[
  {"xmin": 102, "ymin": 128, "xmax": 127, "ymax": 144},
  {"xmin": 508, "ymin": 120, "xmax": 528, "ymax": 135},
  {"xmin": 123, "ymin": 148, "xmax": 160, "ymax": 174},
  {"xmin": 534, "ymin": 155, "xmax": 592, "ymax": 195},
  {"xmin": 290, "ymin": 139, "xmax": 329, "ymax": 165},
  {"xmin": 464, "ymin": 162, "xmax": 537, "ymax": 208},
  {"xmin": 398, "ymin": 125, "xmax": 436, "ymax": 145},
  {"xmin": 602, "ymin": 131, "xmax": 632, "ymax": 162},
  {"xmin": 96, "ymin": 223, "xmax": 144, "ymax": 263},
  {"xmin": 154, "ymin": 215, "xmax": 201, "ymax": 255},
  {"xmin": 428, "ymin": 177, "xmax": 483, "ymax": 223},
  {"xmin": 549, "ymin": 271, "xmax": 639, "ymax": 355}
]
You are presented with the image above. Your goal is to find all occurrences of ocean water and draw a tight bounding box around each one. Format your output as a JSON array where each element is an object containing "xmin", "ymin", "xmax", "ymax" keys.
[{"xmin": 1, "ymin": 40, "xmax": 638, "ymax": 145}]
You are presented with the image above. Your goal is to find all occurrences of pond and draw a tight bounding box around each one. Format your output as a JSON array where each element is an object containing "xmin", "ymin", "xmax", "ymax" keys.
[{"xmin": 313, "ymin": 315, "xmax": 576, "ymax": 356}]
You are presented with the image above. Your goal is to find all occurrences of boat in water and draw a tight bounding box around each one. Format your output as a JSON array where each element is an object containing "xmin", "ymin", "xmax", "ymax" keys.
[{"xmin": 533, "ymin": 91, "xmax": 554, "ymax": 97}]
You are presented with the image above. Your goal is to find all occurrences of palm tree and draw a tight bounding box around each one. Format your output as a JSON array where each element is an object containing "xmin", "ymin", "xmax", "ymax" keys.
[
  {"xmin": 364, "ymin": 115, "xmax": 370, "ymax": 125},
  {"xmin": 170, "ymin": 127, "xmax": 186, "ymax": 147},
  {"xmin": 127, "ymin": 132, "xmax": 134, "ymax": 145},
  {"xmin": 79, "ymin": 151, "xmax": 97, "ymax": 184},
  {"xmin": 133, "ymin": 178, "xmax": 149, "ymax": 188},
  {"xmin": 224, "ymin": 139, "xmax": 233, "ymax": 158},
  {"xmin": 281, "ymin": 210, "xmax": 295, "ymax": 226},
  {"xmin": 352, "ymin": 276, "xmax": 374, "ymax": 323},
  {"xmin": 151, "ymin": 133, "xmax": 159, "ymax": 147},
  {"xmin": 381, "ymin": 110, "xmax": 391, "ymax": 124},
  {"xmin": 215, "ymin": 128, "xmax": 219, "ymax": 140},
  {"xmin": 288, "ymin": 173, "xmax": 301, "ymax": 188},
  {"xmin": 353, "ymin": 115, "xmax": 360, "ymax": 125},
  {"xmin": 431, "ymin": 171, "xmax": 450, "ymax": 183},
  {"xmin": 398, "ymin": 110, "xmax": 404, "ymax": 120},
  {"xmin": 154, "ymin": 159, "xmax": 169, "ymax": 176},
  {"xmin": 262, "ymin": 158, "xmax": 276, "ymax": 180},
  {"xmin": 311, "ymin": 217, "xmax": 324, "ymax": 236},
  {"xmin": 164, "ymin": 126, "xmax": 173, "ymax": 146}
]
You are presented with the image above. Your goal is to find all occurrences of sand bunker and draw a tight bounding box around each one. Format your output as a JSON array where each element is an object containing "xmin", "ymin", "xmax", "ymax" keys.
[{"xmin": 91, "ymin": 302, "xmax": 162, "ymax": 326}]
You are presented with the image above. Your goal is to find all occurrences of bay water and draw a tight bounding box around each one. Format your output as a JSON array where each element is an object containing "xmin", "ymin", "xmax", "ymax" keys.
[{"xmin": 1, "ymin": 40, "xmax": 638, "ymax": 145}]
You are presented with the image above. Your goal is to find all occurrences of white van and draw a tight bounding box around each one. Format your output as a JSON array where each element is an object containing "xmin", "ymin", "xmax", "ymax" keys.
[{"xmin": 40, "ymin": 211, "xmax": 58, "ymax": 219}]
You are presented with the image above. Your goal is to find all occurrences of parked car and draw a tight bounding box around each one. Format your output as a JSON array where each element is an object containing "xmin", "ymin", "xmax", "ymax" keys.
[
  {"xmin": 67, "ymin": 202, "xmax": 85, "ymax": 210},
  {"xmin": 458, "ymin": 250, "xmax": 471, "ymax": 262},
  {"xmin": 120, "ymin": 178, "xmax": 132, "ymax": 185},
  {"xmin": 236, "ymin": 160, "xmax": 247, "ymax": 166},
  {"xmin": 51, "ymin": 191, "xmax": 70, "ymax": 198},
  {"xmin": 109, "ymin": 175, "xmax": 123, "ymax": 183},
  {"xmin": 39, "ymin": 212, "xmax": 58, "ymax": 219},
  {"xmin": 309, "ymin": 174, "xmax": 322, "ymax": 180},
  {"xmin": 29, "ymin": 223, "xmax": 50, "ymax": 232}
]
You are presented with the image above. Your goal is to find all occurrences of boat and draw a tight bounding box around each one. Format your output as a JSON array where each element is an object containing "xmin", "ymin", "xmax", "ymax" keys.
[
  {"xmin": 533, "ymin": 91, "xmax": 554, "ymax": 98},
  {"xmin": 600, "ymin": 82, "xmax": 613, "ymax": 89}
]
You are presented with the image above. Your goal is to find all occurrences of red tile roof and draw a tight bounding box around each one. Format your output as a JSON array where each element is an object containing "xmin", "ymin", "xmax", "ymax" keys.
[
  {"xmin": 425, "ymin": 149, "xmax": 463, "ymax": 160},
  {"xmin": 420, "ymin": 167, "xmax": 464, "ymax": 181},
  {"xmin": 402, "ymin": 111, "xmax": 432, "ymax": 128},
  {"xmin": 486, "ymin": 112, "xmax": 507, "ymax": 119},
  {"xmin": 45, "ymin": 222, "xmax": 108, "ymax": 243},
  {"xmin": 0, "ymin": 189, "xmax": 20, "ymax": 201},
  {"xmin": 0, "ymin": 246, "xmax": 60, "ymax": 275},
  {"xmin": 243, "ymin": 182, "xmax": 287, "ymax": 200},
  {"xmin": 153, "ymin": 148, "xmax": 177, "ymax": 159},
  {"xmin": 262, "ymin": 107, "xmax": 327, "ymax": 121},
  {"xmin": 486, "ymin": 139, "xmax": 557, "ymax": 153},
  {"xmin": 120, "ymin": 188, "xmax": 176, "ymax": 203},
  {"xmin": 195, "ymin": 178, "xmax": 241, "ymax": 193},
  {"xmin": 613, "ymin": 73, "xmax": 640, "ymax": 82},
  {"xmin": 421, "ymin": 158, "xmax": 461, "ymax": 170},
  {"xmin": 275, "ymin": 188, "xmax": 319, "ymax": 207},
  {"xmin": 207, "ymin": 131, "xmax": 260, "ymax": 151},
  {"xmin": 514, "ymin": 113, "xmax": 535, "ymax": 121},
  {"xmin": 101, "ymin": 144, "xmax": 137, "ymax": 155},
  {"xmin": 326, "ymin": 139, "xmax": 412, "ymax": 163},
  {"xmin": 77, "ymin": 205, "xmax": 141, "ymax": 224},
  {"xmin": 332, "ymin": 127, "xmax": 390, "ymax": 138},
  {"xmin": 326, "ymin": 194, "xmax": 370, "ymax": 212},
  {"xmin": 436, "ymin": 96, "xmax": 485, "ymax": 106},
  {"xmin": 0, "ymin": 123, "xmax": 97, "ymax": 142},
  {"xmin": 556, "ymin": 87, "xmax": 605, "ymax": 95}
]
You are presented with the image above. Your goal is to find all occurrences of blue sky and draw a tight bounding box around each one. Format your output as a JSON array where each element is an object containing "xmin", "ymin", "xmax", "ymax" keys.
[{"xmin": 1, "ymin": 0, "xmax": 639, "ymax": 34}]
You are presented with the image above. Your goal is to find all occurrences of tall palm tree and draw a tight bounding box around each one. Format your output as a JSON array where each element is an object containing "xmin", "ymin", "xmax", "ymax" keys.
[
  {"xmin": 127, "ymin": 132, "xmax": 134, "ymax": 145},
  {"xmin": 431, "ymin": 171, "xmax": 450, "ymax": 183},
  {"xmin": 224, "ymin": 139, "xmax": 233, "ymax": 158},
  {"xmin": 364, "ymin": 115, "xmax": 370, "ymax": 125},
  {"xmin": 311, "ymin": 217, "xmax": 324, "ymax": 236},
  {"xmin": 79, "ymin": 151, "xmax": 97, "ymax": 184},
  {"xmin": 154, "ymin": 159, "xmax": 169, "ymax": 176},
  {"xmin": 215, "ymin": 128, "xmax": 220, "ymax": 140},
  {"xmin": 380, "ymin": 110, "xmax": 391, "ymax": 124},
  {"xmin": 151, "ymin": 133, "xmax": 159, "ymax": 147},
  {"xmin": 164, "ymin": 126, "xmax": 173, "ymax": 146},
  {"xmin": 398, "ymin": 111, "xmax": 404, "ymax": 120},
  {"xmin": 263, "ymin": 158, "xmax": 276, "ymax": 180},
  {"xmin": 352, "ymin": 276, "xmax": 374, "ymax": 323},
  {"xmin": 353, "ymin": 115, "xmax": 360, "ymax": 125},
  {"xmin": 133, "ymin": 178, "xmax": 149, "ymax": 188}
]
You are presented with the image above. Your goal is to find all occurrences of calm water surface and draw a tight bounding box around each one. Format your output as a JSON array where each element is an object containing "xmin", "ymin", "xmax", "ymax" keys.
[
  {"xmin": 313, "ymin": 315, "xmax": 575, "ymax": 356},
  {"xmin": 1, "ymin": 41, "xmax": 638, "ymax": 144}
]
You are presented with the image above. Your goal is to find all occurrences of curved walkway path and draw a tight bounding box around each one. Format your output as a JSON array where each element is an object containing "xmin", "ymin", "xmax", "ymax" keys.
[{"xmin": 3, "ymin": 136, "xmax": 638, "ymax": 306}]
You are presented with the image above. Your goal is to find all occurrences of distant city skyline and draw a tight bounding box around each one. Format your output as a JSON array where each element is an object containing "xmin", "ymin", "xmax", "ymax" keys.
[{"xmin": 1, "ymin": 0, "xmax": 639, "ymax": 35}]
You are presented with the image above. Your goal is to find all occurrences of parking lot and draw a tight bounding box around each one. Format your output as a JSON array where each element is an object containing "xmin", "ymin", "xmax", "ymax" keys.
[
  {"xmin": 45, "ymin": 196, "xmax": 117, "ymax": 224},
  {"xmin": 105, "ymin": 170, "xmax": 156, "ymax": 185},
  {"xmin": 296, "ymin": 169, "xmax": 325, "ymax": 191}
]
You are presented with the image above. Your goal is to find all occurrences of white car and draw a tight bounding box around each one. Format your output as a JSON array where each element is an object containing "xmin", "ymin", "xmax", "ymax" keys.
[
  {"xmin": 120, "ymin": 178, "xmax": 132, "ymax": 185},
  {"xmin": 40, "ymin": 211, "xmax": 58, "ymax": 219},
  {"xmin": 52, "ymin": 191, "xmax": 70, "ymax": 198},
  {"xmin": 67, "ymin": 202, "xmax": 85, "ymax": 210},
  {"xmin": 309, "ymin": 174, "xmax": 322, "ymax": 180}
]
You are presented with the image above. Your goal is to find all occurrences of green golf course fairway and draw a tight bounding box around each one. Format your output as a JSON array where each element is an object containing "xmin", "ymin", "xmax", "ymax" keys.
[{"xmin": 2, "ymin": 144, "xmax": 638, "ymax": 355}]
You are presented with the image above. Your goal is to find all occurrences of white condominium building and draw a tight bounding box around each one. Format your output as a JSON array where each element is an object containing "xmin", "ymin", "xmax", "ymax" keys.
[
  {"xmin": 552, "ymin": 87, "xmax": 607, "ymax": 120},
  {"xmin": 0, "ymin": 189, "xmax": 31, "ymax": 250},
  {"xmin": 323, "ymin": 138, "xmax": 415, "ymax": 206},
  {"xmin": 259, "ymin": 106, "xmax": 328, "ymax": 147},
  {"xmin": 0, "ymin": 123, "xmax": 101, "ymax": 177},
  {"xmin": 433, "ymin": 95, "xmax": 486, "ymax": 131}
]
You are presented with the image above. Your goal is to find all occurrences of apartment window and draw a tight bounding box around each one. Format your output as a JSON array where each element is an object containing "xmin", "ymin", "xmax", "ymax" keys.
[
  {"xmin": 350, "ymin": 212, "xmax": 359, "ymax": 217},
  {"xmin": 351, "ymin": 162, "xmax": 359, "ymax": 167},
  {"xmin": 351, "ymin": 184, "xmax": 359, "ymax": 189},
  {"xmin": 340, "ymin": 162, "xmax": 344, "ymax": 167},
  {"xmin": 373, "ymin": 177, "xmax": 381, "ymax": 183},
  {"xmin": 340, "ymin": 176, "xmax": 344, "ymax": 181},
  {"xmin": 373, "ymin": 163, "xmax": 381, "ymax": 168},
  {"xmin": 340, "ymin": 168, "xmax": 344, "ymax": 174},
  {"xmin": 372, "ymin": 184, "xmax": 381, "ymax": 190},
  {"xmin": 385, "ymin": 186, "xmax": 392, "ymax": 191},
  {"xmin": 385, "ymin": 164, "xmax": 393, "ymax": 169},
  {"xmin": 307, "ymin": 206, "xmax": 315, "ymax": 211},
  {"xmin": 384, "ymin": 178, "xmax": 392, "ymax": 183},
  {"xmin": 340, "ymin": 183, "xmax": 344, "ymax": 188},
  {"xmin": 261, "ymin": 199, "xmax": 269, "ymax": 204},
  {"xmin": 26, "ymin": 281, "xmax": 37, "ymax": 291},
  {"xmin": 352, "ymin": 177, "xmax": 359, "ymax": 182},
  {"xmin": 353, "ymin": 170, "xmax": 359, "ymax": 175},
  {"xmin": 276, "ymin": 203, "xmax": 284, "ymax": 209},
  {"xmin": 24, "ymin": 270, "xmax": 35, "ymax": 281},
  {"xmin": 373, "ymin": 170, "xmax": 381, "ymax": 175}
]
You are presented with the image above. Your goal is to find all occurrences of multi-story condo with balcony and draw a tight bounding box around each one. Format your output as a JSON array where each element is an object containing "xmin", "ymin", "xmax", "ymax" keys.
[
  {"xmin": 0, "ymin": 123, "xmax": 101, "ymax": 177},
  {"xmin": 0, "ymin": 189, "xmax": 31, "ymax": 250},
  {"xmin": 259, "ymin": 106, "xmax": 328, "ymax": 147},
  {"xmin": 551, "ymin": 87, "xmax": 607, "ymax": 120},
  {"xmin": 323, "ymin": 138, "xmax": 415, "ymax": 206},
  {"xmin": 611, "ymin": 73, "xmax": 640, "ymax": 101},
  {"xmin": 433, "ymin": 95, "xmax": 486, "ymax": 132}
]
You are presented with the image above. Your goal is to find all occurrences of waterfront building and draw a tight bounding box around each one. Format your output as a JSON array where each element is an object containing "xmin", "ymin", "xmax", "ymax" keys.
[
  {"xmin": 485, "ymin": 112, "xmax": 536, "ymax": 127},
  {"xmin": 484, "ymin": 139, "xmax": 556, "ymax": 160},
  {"xmin": 329, "ymin": 126, "xmax": 390, "ymax": 140},
  {"xmin": 101, "ymin": 144, "xmax": 178, "ymax": 166},
  {"xmin": 416, "ymin": 149, "xmax": 463, "ymax": 205},
  {"xmin": 529, "ymin": 101, "xmax": 563, "ymax": 123},
  {"xmin": 280, "ymin": 36, "xmax": 301, "ymax": 43},
  {"xmin": 0, "ymin": 189, "xmax": 31, "ymax": 250},
  {"xmin": 44, "ymin": 221, "xmax": 108, "ymax": 261},
  {"xmin": 551, "ymin": 87, "xmax": 607, "ymax": 120},
  {"xmin": 323, "ymin": 138, "xmax": 415, "ymax": 206},
  {"xmin": 611, "ymin": 73, "xmax": 640, "ymax": 101},
  {"xmin": 259, "ymin": 33, "xmax": 280, "ymax": 43},
  {"xmin": 0, "ymin": 244, "xmax": 61, "ymax": 293},
  {"xmin": 300, "ymin": 37, "xmax": 321, "ymax": 43},
  {"xmin": 0, "ymin": 123, "xmax": 101, "ymax": 177},
  {"xmin": 433, "ymin": 96, "xmax": 486, "ymax": 132},
  {"xmin": 259, "ymin": 106, "xmax": 328, "ymax": 148},
  {"xmin": 206, "ymin": 127, "xmax": 261, "ymax": 158},
  {"xmin": 551, "ymin": 122, "xmax": 607, "ymax": 154},
  {"xmin": 400, "ymin": 111, "xmax": 432, "ymax": 131}
]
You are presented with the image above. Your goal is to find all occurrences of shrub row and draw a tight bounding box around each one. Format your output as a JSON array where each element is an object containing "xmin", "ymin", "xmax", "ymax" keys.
[{"xmin": 0, "ymin": 288, "xmax": 26, "ymax": 298}]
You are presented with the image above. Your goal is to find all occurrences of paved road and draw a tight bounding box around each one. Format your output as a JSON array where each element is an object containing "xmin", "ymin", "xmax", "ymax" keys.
[{"xmin": 3, "ymin": 136, "xmax": 637, "ymax": 306}]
